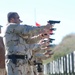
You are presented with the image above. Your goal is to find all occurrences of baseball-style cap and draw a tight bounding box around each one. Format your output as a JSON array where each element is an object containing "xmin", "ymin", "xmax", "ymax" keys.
[
  {"xmin": 7, "ymin": 12, "xmax": 23, "ymax": 23},
  {"xmin": 8, "ymin": 12, "xmax": 15, "ymax": 22}
]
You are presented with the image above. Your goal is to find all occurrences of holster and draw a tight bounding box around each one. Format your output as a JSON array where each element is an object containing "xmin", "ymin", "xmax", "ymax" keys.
[
  {"xmin": 37, "ymin": 63, "xmax": 43, "ymax": 72},
  {"xmin": 7, "ymin": 54, "xmax": 17, "ymax": 65},
  {"xmin": 7, "ymin": 54, "xmax": 28, "ymax": 65},
  {"xmin": 12, "ymin": 55, "xmax": 17, "ymax": 65}
]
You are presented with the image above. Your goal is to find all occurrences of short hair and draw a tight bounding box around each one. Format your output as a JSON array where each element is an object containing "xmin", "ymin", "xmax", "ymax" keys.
[{"xmin": 7, "ymin": 12, "xmax": 18, "ymax": 22}]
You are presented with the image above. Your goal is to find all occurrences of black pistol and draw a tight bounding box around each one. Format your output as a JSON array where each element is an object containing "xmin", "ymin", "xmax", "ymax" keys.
[{"xmin": 48, "ymin": 20, "xmax": 60, "ymax": 24}]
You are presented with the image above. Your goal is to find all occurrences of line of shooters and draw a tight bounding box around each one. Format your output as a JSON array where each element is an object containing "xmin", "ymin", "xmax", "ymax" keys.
[
  {"xmin": 0, "ymin": 20, "xmax": 60, "ymax": 75},
  {"xmin": 23, "ymin": 20, "xmax": 60, "ymax": 75},
  {"xmin": 3, "ymin": 12, "xmax": 61, "ymax": 75}
]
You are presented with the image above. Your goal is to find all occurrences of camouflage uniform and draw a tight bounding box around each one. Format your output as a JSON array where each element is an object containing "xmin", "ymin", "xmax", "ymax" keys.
[
  {"xmin": 33, "ymin": 52, "xmax": 45, "ymax": 75},
  {"xmin": 31, "ymin": 47, "xmax": 52, "ymax": 75},
  {"xmin": 27, "ymin": 44, "xmax": 42, "ymax": 75},
  {"xmin": 26, "ymin": 50, "xmax": 44, "ymax": 75},
  {"xmin": 27, "ymin": 41, "xmax": 49, "ymax": 75},
  {"xmin": 3, "ymin": 23, "xmax": 46, "ymax": 75}
]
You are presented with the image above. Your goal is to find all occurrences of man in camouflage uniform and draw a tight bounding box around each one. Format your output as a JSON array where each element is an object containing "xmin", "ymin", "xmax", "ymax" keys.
[
  {"xmin": 28, "ymin": 41, "xmax": 53, "ymax": 75},
  {"xmin": 26, "ymin": 39, "xmax": 51, "ymax": 75},
  {"xmin": 3, "ymin": 12, "xmax": 51, "ymax": 75},
  {"xmin": 0, "ymin": 25, "xmax": 6, "ymax": 75}
]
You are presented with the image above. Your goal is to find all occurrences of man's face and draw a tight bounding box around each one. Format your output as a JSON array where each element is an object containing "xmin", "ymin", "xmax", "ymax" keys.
[{"xmin": 14, "ymin": 14, "xmax": 21, "ymax": 24}]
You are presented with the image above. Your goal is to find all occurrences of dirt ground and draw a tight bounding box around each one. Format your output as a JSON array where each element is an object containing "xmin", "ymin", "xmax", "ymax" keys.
[{"xmin": 0, "ymin": 69, "xmax": 6, "ymax": 75}]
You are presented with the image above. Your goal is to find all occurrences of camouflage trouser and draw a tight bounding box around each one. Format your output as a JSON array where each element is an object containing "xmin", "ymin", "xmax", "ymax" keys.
[
  {"xmin": 27, "ymin": 65, "xmax": 35, "ymax": 75},
  {"xmin": 33, "ymin": 65, "xmax": 37, "ymax": 75},
  {"xmin": 5, "ymin": 59, "xmax": 29, "ymax": 75},
  {"xmin": 32, "ymin": 64, "xmax": 44, "ymax": 75},
  {"xmin": 37, "ymin": 72, "xmax": 44, "ymax": 75}
]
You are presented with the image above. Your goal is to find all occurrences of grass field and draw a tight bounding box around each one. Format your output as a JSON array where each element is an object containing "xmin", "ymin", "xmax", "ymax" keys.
[{"xmin": 43, "ymin": 33, "xmax": 75, "ymax": 64}]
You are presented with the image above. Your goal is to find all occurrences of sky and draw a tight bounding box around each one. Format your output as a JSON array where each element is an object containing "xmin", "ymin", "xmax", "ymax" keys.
[{"xmin": 0, "ymin": 0, "xmax": 75, "ymax": 44}]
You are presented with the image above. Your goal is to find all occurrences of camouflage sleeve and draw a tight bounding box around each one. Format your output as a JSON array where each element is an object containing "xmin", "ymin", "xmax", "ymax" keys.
[
  {"xmin": 29, "ymin": 43, "xmax": 42, "ymax": 52},
  {"xmin": 34, "ymin": 53, "xmax": 50, "ymax": 60},
  {"xmin": 7, "ymin": 24, "xmax": 46, "ymax": 44},
  {"xmin": 14, "ymin": 24, "xmax": 45, "ymax": 43},
  {"xmin": 22, "ymin": 24, "xmax": 45, "ymax": 36},
  {"xmin": 24, "ymin": 34, "xmax": 42, "ymax": 44},
  {"xmin": 14, "ymin": 24, "xmax": 45, "ymax": 35},
  {"xmin": 34, "ymin": 53, "xmax": 45, "ymax": 58},
  {"xmin": 20, "ymin": 25, "xmax": 46, "ymax": 44}
]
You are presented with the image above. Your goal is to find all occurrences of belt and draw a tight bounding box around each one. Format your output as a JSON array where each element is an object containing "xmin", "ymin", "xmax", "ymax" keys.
[
  {"xmin": 37, "ymin": 63, "xmax": 42, "ymax": 65},
  {"xmin": 6, "ymin": 54, "xmax": 28, "ymax": 65},
  {"xmin": 7, "ymin": 54, "xmax": 28, "ymax": 59}
]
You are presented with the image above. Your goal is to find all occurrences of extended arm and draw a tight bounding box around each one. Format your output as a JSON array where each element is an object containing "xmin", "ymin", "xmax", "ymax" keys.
[{"xmin": 6, "ymin": 23, "xmax": 50, "ymax": 44}]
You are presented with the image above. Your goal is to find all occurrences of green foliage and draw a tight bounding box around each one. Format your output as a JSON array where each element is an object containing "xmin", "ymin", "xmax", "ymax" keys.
[{"xmin": 43, "ymin": 33, "xmax": 75, "ymax": 64}]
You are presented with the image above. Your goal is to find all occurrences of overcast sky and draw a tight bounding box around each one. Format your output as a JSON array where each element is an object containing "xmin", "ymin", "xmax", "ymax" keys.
[{"xmin": 0, "ymin": 0, "xmax": 75, "ymax": 44}]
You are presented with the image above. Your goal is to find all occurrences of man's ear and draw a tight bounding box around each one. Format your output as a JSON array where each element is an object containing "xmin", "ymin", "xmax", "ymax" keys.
[{"xmin": 11, "ymin": 18, "xmax": 15, "ymax": 22}]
